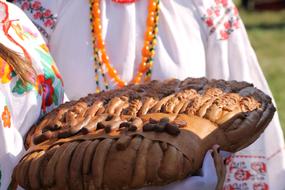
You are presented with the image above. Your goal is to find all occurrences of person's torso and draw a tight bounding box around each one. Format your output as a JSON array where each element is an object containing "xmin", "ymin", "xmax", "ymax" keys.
[{"xmin": 47, "ymin": 0, "xmax": 208, "ymax": 100}]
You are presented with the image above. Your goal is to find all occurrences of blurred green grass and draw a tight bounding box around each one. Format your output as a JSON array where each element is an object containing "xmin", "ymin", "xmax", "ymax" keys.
[{"xmin": 237, "ymin": 5, "xmax": 285, "ymax": 133}]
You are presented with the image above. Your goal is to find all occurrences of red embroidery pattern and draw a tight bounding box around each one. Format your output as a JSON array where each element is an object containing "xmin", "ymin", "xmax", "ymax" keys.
[
  {"xmin": 1, "ymin": 105, "xmax": 11, "ymax": 128},
  {"xmin": 37, "ymin": 74, "xmax": 55, "ymax": 113},
  {"xmin": 201, "ymin": 0, "xmax": 240, "ymax": 40},
  {"xmin": 223, "ymin": 154, "xmax": 269, "ymax": 190},
  {"xmin": 13, "ymin": 0, "xmax": 57, "ymax": 29},
  {"xmin": 1, "ymin": 1, "xmax": 32, "ymax": 62},
  {"xmin": 0, "ymin": 1, "xmax": 9, "ymax": 23}
]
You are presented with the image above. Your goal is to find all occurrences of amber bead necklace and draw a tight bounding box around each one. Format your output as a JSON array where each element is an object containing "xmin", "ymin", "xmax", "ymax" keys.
[{"xmin": 89, "ymin": 0, "xmax": 160, "ymax": 92}]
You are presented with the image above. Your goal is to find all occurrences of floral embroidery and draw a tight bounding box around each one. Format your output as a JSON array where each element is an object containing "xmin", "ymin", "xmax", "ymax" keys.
[
  {"xmin": 253, "ymin": 183, "xmax": 269, "ymax": 190},
  {"xmin": 8, "ymin": 21, "xmax": 63, "ymax": 111},
  {"xmin": 35, "ymin": 47, "xmax": 63, "ymax": 112},
  {"xmin": 201, "ymin": 0, "xmax": 240, "ymax": 40},
  {"xmin": 15, "ymin": 0, "xmax": 56, "ymax": 29},
  {"xmin": 11, "ymin": 23, "xmax": 38, "ymax": 40},
  {"xmin": 223, "ymin": 154, "xmax": 269, "ymax": 190},
  {"xmin": 0, "ymin": 57, "xmax": 15, "ymax": 84},
  {"xmin": 13, "ymin": 0, "xmax": 57, "ymax": 40},
  {"xmin": 1, "ymin": 105, "xmax": 11, "ymax": 128},
  {"xmin": 11, "ymin": 22, "xmax": 51, "ymax": 56},
  {"xmin": 34, "ymin": 22, "xmax": 49, "ymax": 39},
  {"xmin": 12, "ymin": 80, "xmax": 34, "ymax": 95},
  {"xmin": 37, "ymin": 74, "xmax": 54, "ymax": 113}
]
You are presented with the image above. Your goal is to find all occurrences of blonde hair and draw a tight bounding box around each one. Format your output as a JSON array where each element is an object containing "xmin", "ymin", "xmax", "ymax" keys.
[{"xmin": 0, "ymin": 42, "xmax": 36, "ymax": 85}]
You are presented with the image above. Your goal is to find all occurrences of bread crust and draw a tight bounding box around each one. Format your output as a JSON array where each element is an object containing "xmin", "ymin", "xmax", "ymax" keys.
[{"xmin": 11, "ymin": 78, "xmax": 275, "ymax": 190}]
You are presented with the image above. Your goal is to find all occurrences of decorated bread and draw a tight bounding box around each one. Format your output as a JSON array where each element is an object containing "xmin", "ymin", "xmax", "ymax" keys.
[{"xmin": 11, "ymin": 78, "xmax": 275, "ymax": 190}]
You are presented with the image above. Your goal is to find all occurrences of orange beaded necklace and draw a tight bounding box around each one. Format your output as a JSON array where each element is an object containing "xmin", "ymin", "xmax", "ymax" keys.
[{"xmin": 89, "ymin": 0, "xmax": 160, "ymax": 92}]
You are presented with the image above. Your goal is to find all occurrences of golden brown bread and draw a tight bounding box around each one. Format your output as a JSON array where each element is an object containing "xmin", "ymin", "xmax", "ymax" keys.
[{"xmin": 10, "ymin": 78, "xmax": 276, "ymax": 190}]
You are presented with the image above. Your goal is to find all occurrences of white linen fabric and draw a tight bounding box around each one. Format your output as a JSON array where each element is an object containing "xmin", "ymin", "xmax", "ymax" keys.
[
  {"xmin": 0, "ymin": 1, "xmax": 64, "ymax": 189},
  {"xmin": 14, "ymin": 0, "xmax": 285, "ymax": 189}
]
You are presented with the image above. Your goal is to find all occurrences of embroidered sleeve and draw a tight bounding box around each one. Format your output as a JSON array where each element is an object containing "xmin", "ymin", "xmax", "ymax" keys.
[
  {"xmin": 224, "ymin": 154, "xmax": 269, "ymax": 190},
  {"xmin": 201, "ymin": 0, "xmax": 240, "ymax": 40},
  {"xmin": 1, "ymin": 1, "xmax": 64, "ymax": 114},
  {"xmin": 197, "ymin": 0, "xmax": 263, "ymax": 82},
  {"xmin": 13, "ymin": 0, "xmax": 57, "ymax": 42}
]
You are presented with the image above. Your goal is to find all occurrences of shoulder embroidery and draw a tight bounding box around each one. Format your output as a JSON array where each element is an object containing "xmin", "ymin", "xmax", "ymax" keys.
[
  {"xmin": 13, "ymin": 0, "xmax": 57, "ymax": 40},
  {"xmin": 34, "ymin": 22, "xmax": 50, "ymax": 40},
  {"xmin": 201, "ymin": 0, "xmax": 240, "ymax": 40}
]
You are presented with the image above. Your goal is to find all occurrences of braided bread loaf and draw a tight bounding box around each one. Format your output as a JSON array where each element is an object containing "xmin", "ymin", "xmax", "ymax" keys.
[{"xmin": 11, "ymin": 78, "xmax": 275, "ymax": 190}]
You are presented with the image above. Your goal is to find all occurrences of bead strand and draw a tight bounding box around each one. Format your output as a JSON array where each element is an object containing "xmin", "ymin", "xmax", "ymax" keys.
[
  {"xmin": 144, "ymin": 0, "xmax": 160, "ymax": 82},
  {"xmin": 89, "ymin": 0, "xmax": 101, "ymax": 92},
  {"xmin": 89, "ymin": 0, "xmax": 110, "ymax": 92},
  {"xmin": 132, "ymin": 0, "xmax": 160, "ymax": 84},
  {"xmin": 95, "ymin": 49, "xmax": 110, "ymax": 90},
  {"xmin": 92, "ymin": 0, "xmax": 126, "ymax": 88},
  {"xmin": 90, "ymin": 0, "xmax": 160, "ymax": 88}
]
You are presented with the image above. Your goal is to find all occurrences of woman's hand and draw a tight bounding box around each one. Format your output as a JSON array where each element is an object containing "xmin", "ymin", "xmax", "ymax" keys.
[{"xmin": 211, "ymin": 145, "xmax": 226, "ymax": 190}]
